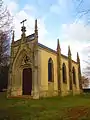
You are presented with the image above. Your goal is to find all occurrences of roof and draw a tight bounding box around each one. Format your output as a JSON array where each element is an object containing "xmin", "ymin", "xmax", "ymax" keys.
[
  {"xmin": 38, "ymin": 43, "xmax": 57, "ymax": 54},
  {"xmin": 12, "ymin": 33, "xmax": 35, "ymax": 46},
  {"xmin": 12, "ymin": 33, "xmax": 77, "ymax": 64},
  {"xmin": 38, "ymin": 43, "xmax": 77, "ymax": 64},
  {"xmin": 38, "ymin": 42, "xmax": 67, "ymax": 58}
]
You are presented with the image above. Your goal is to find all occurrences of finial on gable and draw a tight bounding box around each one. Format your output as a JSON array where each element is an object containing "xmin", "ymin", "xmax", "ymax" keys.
[
  {"xmin": 20, "ymin": 19, "xmax": 27, "ymax": 33},
  {"xmin": 68, "ymin": 45, "xmax": 71, "ymax": 56},
  {"xmin": 35, "ymin": 19, "xmax": 38, "ymax": 36},
  {"xmin": 20, "ymin": 19, "xmax": 27, "ymax": 40},
  {"xmin": 57, "ymin": 39, "xmax": 60, "ymax": 50},
  {"xmin": 12, "ymin": 30, "xmax": 15, "ymax": 43},
  {"xmin": 77, "ymin": 52, "xmax": 80, "ymax": 63}
]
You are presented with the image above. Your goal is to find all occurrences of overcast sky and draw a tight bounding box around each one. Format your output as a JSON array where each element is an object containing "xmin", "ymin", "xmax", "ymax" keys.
[{"xmin": 3, "ymin": 0, "xmax": 90, "ymax": 73}]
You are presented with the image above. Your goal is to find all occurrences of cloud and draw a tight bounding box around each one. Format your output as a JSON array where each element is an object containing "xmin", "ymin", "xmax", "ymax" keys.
[
  {"xmin": 4, "ymin": 0, "xmax": 19, "ymax": 15},
  {"xmin": 61, "ymin": 22, "xmax": 90, "ymax": 41},
  {"xmin": 3, "ymin": 0, "xmax": 90, "ymax": 73},
  {"xmin": 59, "ymin": 22, "xmax": 90, "ymax": 70},
  {"xmin": 23, "ymin": 4, "xmax": 37, "ymax": 17},
  {"xmin": 49, "ymin": 0, "xmax": 90, "ymax": 72},
  {"xmin": 13, "ymin": 11, "xmax": 48, "ymax": 42},
  {"xmin": 3, "ymin": 0, "xmax": 48, "ymax": 42},
  {"xmin": 49, "ymin": 0, "xmax": 69, "ymax": 15}
]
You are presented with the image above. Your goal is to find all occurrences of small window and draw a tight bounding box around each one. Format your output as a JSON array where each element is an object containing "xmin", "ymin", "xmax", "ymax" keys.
[
  {"xmin": 48, "ymin": 58, "xmax": 54, "ymax": 82},
  {"xmin": 62, "ymin": 63, "xmax": 67, "ymax": 83},
  {"xmin": 72, "ymin": 67, "xmax": 76, "ymax": 85}
]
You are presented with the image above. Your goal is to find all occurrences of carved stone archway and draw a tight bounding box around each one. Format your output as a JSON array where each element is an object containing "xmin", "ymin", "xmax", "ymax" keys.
[{"xmin": 11, "ymin": 48, "xmax": 34, "ymax": 96}]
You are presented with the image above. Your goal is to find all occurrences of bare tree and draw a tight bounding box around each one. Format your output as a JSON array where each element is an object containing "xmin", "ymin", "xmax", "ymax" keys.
[
  {"xmin": 0, "ymin": 31, "xmax": 10, "ymax": 67},
  {"xmin": 81, "ymin": 75, "xmax": 89, "ymax": 88},
  {"xmin": 0, "ymin": 0, "xmax": 12, "ymax": 67},
  {"xmin": 80, "ymin": 45, "xmax": 90, "ymax": 88},
  {"xmin": 72, "ymin": 0, "xmax": 90, "ymax": 24},
  {"xmin": 0, "ymin": 0, "xmax": 12, "ymax": 31},
  {"xmin": 71, "ymin": 1, "xmax": 90, "ymax": 88},
  {"xmin": 0, "ymin": 0, "xmax": 12, "ymax": 91}
]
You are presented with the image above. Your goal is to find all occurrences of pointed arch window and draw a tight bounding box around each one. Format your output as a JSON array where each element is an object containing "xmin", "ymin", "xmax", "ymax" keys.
[
  {"xmin": 48, "ymin": 58, "xmax": 54, "ymax": 82},
  {"xmin": 62, "ymin": 63, "xmax": 67, "ymax": 83},
  {"xmin": 72, "ymin": 67, "xmax": 76, "ymax": 85}
]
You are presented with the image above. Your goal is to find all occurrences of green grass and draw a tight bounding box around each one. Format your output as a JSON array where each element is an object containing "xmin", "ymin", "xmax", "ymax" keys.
[{"xmin": 0, "ymin": 92, "xmax": 90, "ymax": 120}]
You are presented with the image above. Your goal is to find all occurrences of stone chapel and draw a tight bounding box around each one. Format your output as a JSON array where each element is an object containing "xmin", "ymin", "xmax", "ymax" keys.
[{"xmin": 7, "ymin": 19, "xmax": 82, "ymax": 99}]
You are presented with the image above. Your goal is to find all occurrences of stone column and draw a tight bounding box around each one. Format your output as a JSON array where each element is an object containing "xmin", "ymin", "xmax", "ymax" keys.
[
  {"xmin": 68, "ymin": 46, "xmax": 73, "ymax": 94},
  {"xmin": 38, "ymin": 50, "xmax": 41, "ymax": 96},
  {"xmin": 7, "ymin": 72, "xmax": 12, "ymax": 97},
  {"xmin": 31, "ymin": 67, "xmax": 34, "ymax": 97},
  {"xmin": 7, "ymin": 43, "xmax": 14, "ymax": 96},
  {"xmin": 77, "ymin": 52, "xmax": 82, "ymax": 93},
  {"xmin": 33, "ymin": 49, "xmax": 39, "ymax": 99},
  {"xmin": 33, "ymin": 19, "xmax": 39, "ymax": 99},
  {"xmin": 57, "ymin": 39, "xmax": 62, "ymax": 95}
]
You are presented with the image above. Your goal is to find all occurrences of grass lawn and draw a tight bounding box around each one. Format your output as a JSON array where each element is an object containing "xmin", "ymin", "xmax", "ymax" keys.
[{"xmin": 0, "ymin": 92, "xmax": 90, "ymax": 120}]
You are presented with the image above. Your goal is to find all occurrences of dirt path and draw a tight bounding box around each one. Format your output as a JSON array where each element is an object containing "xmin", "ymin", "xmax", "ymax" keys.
[{"xmin": 64, "ymin": 106, "xmax": 90, "ymax": 120}]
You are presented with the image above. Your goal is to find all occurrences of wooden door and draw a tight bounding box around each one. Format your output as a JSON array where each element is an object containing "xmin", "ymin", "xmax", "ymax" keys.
[{"xmin": 23, "ymin": 68, "xmax": 32, "ymax": 95}]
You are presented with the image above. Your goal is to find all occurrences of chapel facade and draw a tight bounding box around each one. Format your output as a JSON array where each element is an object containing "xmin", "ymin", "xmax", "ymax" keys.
[{"xmin": 7, "ymin": 19, "xmax": 82, "ymax": 99}]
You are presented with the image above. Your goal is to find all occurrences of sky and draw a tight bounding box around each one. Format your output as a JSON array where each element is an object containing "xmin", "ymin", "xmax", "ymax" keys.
[{"xmin": 3, "ymin": 0, "xmax": 90, "ymax": 74}]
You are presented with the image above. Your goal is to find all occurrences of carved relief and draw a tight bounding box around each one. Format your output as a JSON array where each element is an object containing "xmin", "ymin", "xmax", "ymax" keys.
[
  {"xmin": 24, "ymin": 55, "xmax": 31, "ymax": 64},
  {"xmin": 13, "ymin": 46, "xmax": 19, "ymax": 58},
  {"xmin": 21, "ymin": 55, "xmax": 32, "ymax": 66}
]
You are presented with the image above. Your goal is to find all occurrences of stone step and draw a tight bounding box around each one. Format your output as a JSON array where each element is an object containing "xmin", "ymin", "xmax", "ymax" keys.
[{"xmin": 7, "ymin": 95, "xmax": 33, "ymax": 99}]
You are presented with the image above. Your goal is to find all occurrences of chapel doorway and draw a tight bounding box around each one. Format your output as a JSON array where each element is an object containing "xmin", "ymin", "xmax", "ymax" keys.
[{"xmin": 23, "ymin": 68, "xmax": 32, "ymax": 95}]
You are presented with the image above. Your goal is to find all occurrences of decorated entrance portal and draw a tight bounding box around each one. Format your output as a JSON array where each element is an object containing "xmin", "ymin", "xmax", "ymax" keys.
[{"xmin": 23, "ymin": 68, "xmax": 32, "ymax": 95}]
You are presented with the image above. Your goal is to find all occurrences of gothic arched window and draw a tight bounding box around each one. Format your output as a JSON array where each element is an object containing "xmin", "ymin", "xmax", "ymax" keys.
[
  {"xmin": 72, "ymin": 67, "xmax": 76, "ymax": 85},
  {"xmin": 62, "ymin": 63, "xmax": 67, "ymax": 83},
  {"xmin": 48, "ymin": 58, "xmax": 54, "ymax": 82}
]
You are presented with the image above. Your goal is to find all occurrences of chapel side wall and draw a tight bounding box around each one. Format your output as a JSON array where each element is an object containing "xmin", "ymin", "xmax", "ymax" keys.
[
  {"xmin": 60, "ymin": 56, "xmax": 80, "ymax": 96},
  {"xmin": 61, "ymin": 56, "xmax": 69, "ymax": 96},
  {"xmin": 39, "ymin": 47, "xmax": 58, "ymax": 97},
  {"xmin": 72, "ymin": 61, "xmax": 80, "ymax": 94}
]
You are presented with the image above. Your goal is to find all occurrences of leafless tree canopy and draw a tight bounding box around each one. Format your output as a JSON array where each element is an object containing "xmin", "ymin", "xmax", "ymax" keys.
[
  {"xmin": 0, "ymin": 31, "xmax": 10, "ymax": 66},
  {"xmin": 0, "ymin": 0, "xmax": 12, "ymax": 31},
  {"xmin": 82, "ymin": 46, "xmax": 90, "ymax": 84},
  {"xmin": 72, "ymin": 0, "xmax": 90, "ymax": 24},
  {"xmin": 82, "ymin": 76, "xmax": 89, "ymax": 88},
  {"xmin": 0, "ymin": 0, "xmax": 12, "ymax": 67}
]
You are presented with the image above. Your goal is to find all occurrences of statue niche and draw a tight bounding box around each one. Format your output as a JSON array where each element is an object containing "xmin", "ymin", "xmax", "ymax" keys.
[
  {"xmin": 24, "ymin": 56, "xmax": 30, "ymax": 63},
  {"xmin": 21, "ymin": 55, "xmax": 32, "ymax": 66}
]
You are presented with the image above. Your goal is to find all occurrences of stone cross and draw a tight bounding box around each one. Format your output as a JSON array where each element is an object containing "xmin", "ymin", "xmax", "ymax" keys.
[
  {"xmin": 20, "ymin": 19, "xmax": 27, "ymax": 33},
  {"xmin": 20, "ymin": 19, "xmax": 27, "ymax": 27}
]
